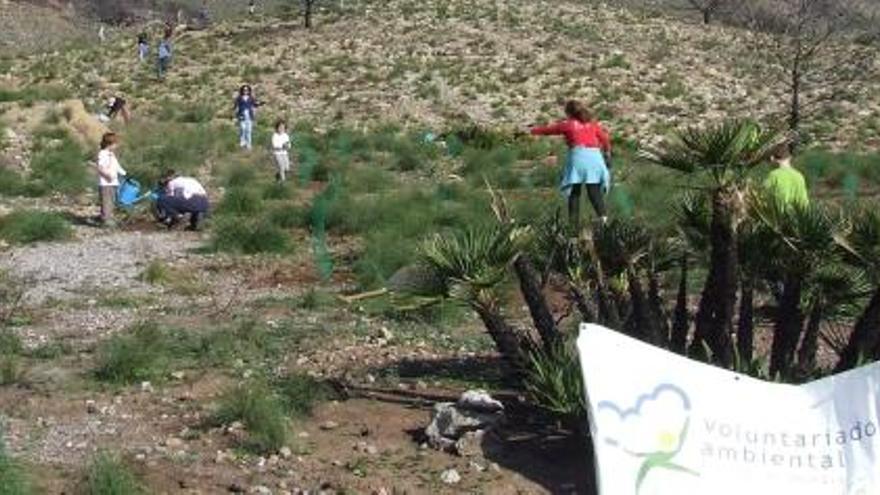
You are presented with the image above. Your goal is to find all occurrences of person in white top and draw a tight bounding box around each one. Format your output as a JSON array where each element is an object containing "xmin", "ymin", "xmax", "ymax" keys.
[
  {"xmin": 271, "ymin": 120, "xmax": 292, "ymax": 182},
  {"xmin": 96, "ymin": 132, "xmax": 127, "ymax": 226},
  {"xmin": 156, "ymin": 169, "xmax": 210, "ymax": 231}
]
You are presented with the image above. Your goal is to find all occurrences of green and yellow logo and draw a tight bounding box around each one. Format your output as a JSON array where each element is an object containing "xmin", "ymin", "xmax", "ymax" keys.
[{"xmin": 598, "ymin": 384, "xmax": 699, "ymax": 494}]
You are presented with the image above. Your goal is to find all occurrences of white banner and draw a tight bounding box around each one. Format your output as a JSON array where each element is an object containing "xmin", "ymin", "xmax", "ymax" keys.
[{"xmin": 577, "ymin": 324, "xmax": 880, "ymax": 495}]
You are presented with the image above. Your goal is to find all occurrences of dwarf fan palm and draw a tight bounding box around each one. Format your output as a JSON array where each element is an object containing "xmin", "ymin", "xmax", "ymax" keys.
[
  {"xmin": 642, "ymin": 120, "xmax": 784, "ymax": 366},
  {"xmin": 749, "ymin": 194, "xmax": 843, "ymax": 378},
  {"xmin": 835, "ymin": 208, "xmax": 880, "ymax": 371},
  {"xmin": 420, "ymin": 224, "xmax": 534, "ymax": 367}
]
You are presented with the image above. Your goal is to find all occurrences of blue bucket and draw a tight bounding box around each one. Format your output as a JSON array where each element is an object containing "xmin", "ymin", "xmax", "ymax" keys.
[{"xmin": 116, "ymin": 177, "xmax": 143, "ymax": 207}]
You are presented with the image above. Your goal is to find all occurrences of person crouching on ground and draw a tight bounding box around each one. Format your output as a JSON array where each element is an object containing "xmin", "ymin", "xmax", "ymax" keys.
[
  {"xmin": 156, "ymin": 170, "xmax": 210, "ymax": 231},
  {"xmin": 96, "ymin": 132, "xmax": 127, "ymax": 227},
  {"xmin": 530, "ymin": 100, "xmax": 612, "ymax": 229},
  {"xmin": 271, "ymin": 120, "xmax": 292, "ymax": 182}
]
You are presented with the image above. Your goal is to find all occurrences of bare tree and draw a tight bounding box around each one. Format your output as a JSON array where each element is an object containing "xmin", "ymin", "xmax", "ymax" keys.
[
  {"xmin": 303, "ymin": 0, "xmax": 315, "ymax": 28},
  {"xmin": 686, "ymin": 0, "xmax": 727, "ymax": 24},
  {"xmin": 743, "ymin": 0, "xmax": 879, "ymax": 145}
]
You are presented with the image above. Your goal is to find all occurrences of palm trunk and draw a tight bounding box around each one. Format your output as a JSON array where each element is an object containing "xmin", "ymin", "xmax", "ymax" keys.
[
  {"xmin": 670, "ymin": 253, "xmax": 690, "ymax": 354},
  {"xmin": 627, "ymin": 272, "xmax": 663, "ymax": 346},
  {"xmin": 473, "ymin": 304, "xmax": 527, "ymax": 371},
  {"xmin": 737, "ymin": 277, "xmax": 755, "ymax": 363},
  {"xmin": 569, "ymin": 284, "xmax": 596, "ymax": 323},
  {"xmin": 769, "ymin": 275, "xmax": 804, "ymax": 379},
  {"xmin": 836, "ymin": 288, "xmax": 880, "ymax": 372},
  {"xmin": 691, "ymin": 189, "xmax": 736, "ymax": 366},
  {"xmin": 648, "ymin": 271, "xmax": 670, "ymax": 348},
  {"xmin": 513, "ymin": 255, "xmax": 560, "ymax": 349},
  {"xmin": 796, "ymin": 300, "xmax": 822, "ymax": 376}
]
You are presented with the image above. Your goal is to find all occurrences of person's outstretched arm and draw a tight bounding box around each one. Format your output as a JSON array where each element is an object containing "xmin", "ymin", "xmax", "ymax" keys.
[{"xmin": 530, "ymin": 120, "xmax": 569, "ymax": 136}]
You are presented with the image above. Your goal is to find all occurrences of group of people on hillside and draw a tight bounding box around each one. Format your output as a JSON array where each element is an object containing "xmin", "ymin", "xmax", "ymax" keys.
[
  {"xmin": 137, "ymin": 25, "xmax": 174, "ymax": 80},
  {"xmin": 82, "ymin": 0, "xmax": 808, "ymax": 232},
  {"xmin": 93, "ymin": 81, "xmax": 294, "ymax": 230},
  {"xmin": 233, "ymin": 84, "xmax": 293, "ymax": 181},
  {"xmin": 96, "ymin": 132, "xmax": 209, "ymax": 230}
]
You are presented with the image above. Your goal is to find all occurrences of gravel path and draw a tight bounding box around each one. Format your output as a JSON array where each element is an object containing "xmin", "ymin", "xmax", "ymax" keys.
[{"xmin": 1, "ymin": 226, "xmax": 203, "ymax": 305}]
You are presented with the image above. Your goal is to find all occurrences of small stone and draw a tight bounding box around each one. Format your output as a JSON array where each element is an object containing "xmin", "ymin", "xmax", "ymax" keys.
[
  {"xmin": 440, "ymin": 468, "xmax": 461, "ymax": 485},
  {"xmin": 171, "ymin": 371, "xmax": 185, "ymax": 380},
  {"xmin": 279, "ymin": 446, "xmax": 292, "ymax": 459},
  {"xmin": 319, "ymin": 421, "xmax": 339, "ymax": 431},
  {"xmin": 85, "ymin": 400, "xmax": 98, "ymax": 414},
  {"xmin": 251, "ymin": 485, "xmax": 272, "ymax": 495},
  {"xmin": 140, "ymin": 381, "xmax": 153, "ymax": 393},
  {"xmin": 164, "ymin": 437, "xmax": 184, "ymax": 448}
]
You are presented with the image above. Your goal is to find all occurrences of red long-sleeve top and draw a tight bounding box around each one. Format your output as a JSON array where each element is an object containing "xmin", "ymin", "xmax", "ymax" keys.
[{"xmin": 530, "ymin": 119, "xmax": 611, "ymax": 152}]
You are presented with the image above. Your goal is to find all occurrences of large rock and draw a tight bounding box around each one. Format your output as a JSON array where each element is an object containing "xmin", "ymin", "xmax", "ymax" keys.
[{"xmin": 424, "ymin": 390, "xmax": 504, "ymax": 454}]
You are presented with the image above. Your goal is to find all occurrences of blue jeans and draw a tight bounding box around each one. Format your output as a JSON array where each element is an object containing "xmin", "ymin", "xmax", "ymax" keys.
[
  {"xmin": 157, "ymin": 56, "xmax": 171, "ymax": 79},
  {"xmin": 239, "ymin": 118, "xmax": 253, "ymax": 149}
]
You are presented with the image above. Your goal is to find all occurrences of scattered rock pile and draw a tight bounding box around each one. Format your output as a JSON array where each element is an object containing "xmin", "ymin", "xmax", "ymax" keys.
[{"xmin": 424, "ymin": 389, "xmax": 504, "ymax": 457}]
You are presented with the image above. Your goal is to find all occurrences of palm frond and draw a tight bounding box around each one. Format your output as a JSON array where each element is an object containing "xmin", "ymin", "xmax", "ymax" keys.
[
  {"xmin": 420, "ymin": 224, "xmax": 532, "ymax": 301},
  {"xmin": 641, "ymin": 120, "xmax": 785, "ymax": 187}
]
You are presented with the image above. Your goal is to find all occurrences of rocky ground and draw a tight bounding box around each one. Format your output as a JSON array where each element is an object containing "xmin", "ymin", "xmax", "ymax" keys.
[{"xmin": 0, "ymin": 214, "xmax": 590, "ymax": 493}]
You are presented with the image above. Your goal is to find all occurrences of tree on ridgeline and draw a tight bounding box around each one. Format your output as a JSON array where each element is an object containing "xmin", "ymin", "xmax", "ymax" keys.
[
  {"xmin": 686, "ymin": 0, "xmax": 727, "ymax": 24},
  {"xmin": 742, "ymin": 0, "xmax": 880, "ymax": 148}
]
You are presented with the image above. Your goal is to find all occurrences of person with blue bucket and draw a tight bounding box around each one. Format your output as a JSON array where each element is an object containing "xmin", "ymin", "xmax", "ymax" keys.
[
  {"xmin": 530, "ymin": 100, "xmax": 612, "ymax": 229},
  {"xmin": 95, "ymin": 132, "xmax": 127, "ymax": 227},
  {"xmin": 156, "ymin": 169, "xmax": 210, "ymax": 231}
]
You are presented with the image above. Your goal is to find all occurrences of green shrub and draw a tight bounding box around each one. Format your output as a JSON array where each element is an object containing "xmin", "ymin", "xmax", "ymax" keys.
[
  {"xmin": 523, "ymin": 337, "xmax": 586, "ymax": 419},
  {"xmin": 138, "ymin": 260, "xmax": 169, "ymax": 285},
  {"xmin": 0, "ymin": 210, "xmax": 71, "ymax": 245},
  {"xmin": 0, "ymin": 330, "xmax": 24, "ymax": 385},
  {"xmin": 193, "ymin": 320, "xmax": 283, "ymax": 366},
  {"xmin": 273, "ymin": 373, "xmax": 338, "ymax": 418},
  {"xmin": 213, "ymin": 381, "xmax": 288, "ymax": 454},
  {"xmin": 120, "ymin": 123, "xmax": 229, "ymax": 184},
  {"xmin": 28, "ymin": 131, "xmax": 90, "ymax": 195},
  {"xmin": 0, "ymin": 425, "xmax": 31, "ymax": 495},
  {"xmin": 262, "ymin": 182, "xmax": 294, "ymax": 200},
  {"xmin": 211, "ymin": 219, "xmax": 291, "ymax": 254},
  {"xmin": 222, "ymin": 164, "xmax": 259, "ymax": 189},
  {"xmin": 215, "ymin": 187, "xmax": 263, "ymax": 216},
  {"xmin": 177, "ymin": 102, "xmax": 215, "ymax": 123},
  {"xmin": 0, "ymin": 85, "xmax": 70, "ymax": 104},
  {"xmin": 83, "ymin": 452, "xmax": 144, "ymax": 495},
  {"xmin": 0, "ymin": 169, "xmax": 22, "ymax": 197},
  {"xmin": 267, "ymin": 203, "xmax": 307, "ymax": 229},
  {"xmin": 93, "ymin": 323, "xmax": 169, "ymax": 384}
]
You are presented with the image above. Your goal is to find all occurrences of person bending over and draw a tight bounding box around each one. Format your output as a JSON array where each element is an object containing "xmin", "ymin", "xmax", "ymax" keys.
[
  {"xmin": 156, "ymin": 170, "xmax": 210, "ymax": 231},
  {"xmin": 530, "ymin": 100, "xmax": 612, "ymax": 229}
]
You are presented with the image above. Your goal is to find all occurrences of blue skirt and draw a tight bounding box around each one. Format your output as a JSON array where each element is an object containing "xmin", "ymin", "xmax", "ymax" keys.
[{"xmin": 560, "ymin": 147, "xmax": 610, "ymax": 197}]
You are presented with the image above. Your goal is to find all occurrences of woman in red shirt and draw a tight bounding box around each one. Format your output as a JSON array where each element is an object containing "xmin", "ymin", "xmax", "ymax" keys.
[{"xmin": 531, "ymin": 100, "xmax": 611, "ymax": 228}]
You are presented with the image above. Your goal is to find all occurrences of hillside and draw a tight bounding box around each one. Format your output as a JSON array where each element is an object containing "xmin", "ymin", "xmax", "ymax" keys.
[{"xmin": 4, "ymin": 0, "xmax": 879, "ymax": 150}]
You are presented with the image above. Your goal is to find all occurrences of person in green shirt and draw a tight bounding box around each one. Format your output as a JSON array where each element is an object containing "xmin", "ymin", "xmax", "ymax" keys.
[{"xmin": 764, "ymin": 144, "xmax": 809, "ymax": 207}]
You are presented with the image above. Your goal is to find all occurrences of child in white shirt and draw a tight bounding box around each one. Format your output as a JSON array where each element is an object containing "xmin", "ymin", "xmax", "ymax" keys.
[
  {"xmin": 96, "ymin": 132, "xmax": 127, "ymax": 226},
  {"xmin": 271, "ymin": 120, "xmax": 292, "ymax": 182}
]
